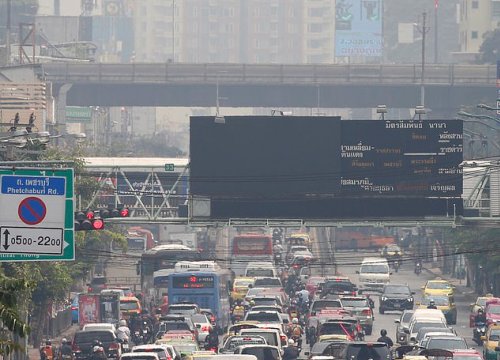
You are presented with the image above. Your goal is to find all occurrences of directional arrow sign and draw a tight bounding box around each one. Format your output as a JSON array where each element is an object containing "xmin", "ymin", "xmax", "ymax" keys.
[
  {"xmin": 2, "ymin": 229, "xmax": 9, "ymax": 250},
  {"xmin": 0, "ymin": 226, "xmax": 64, "ymax": 255}
]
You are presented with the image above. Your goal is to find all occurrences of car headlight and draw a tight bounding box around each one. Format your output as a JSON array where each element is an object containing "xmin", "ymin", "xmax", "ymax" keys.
[
  {"xmin": 381, "ymin": 296, "xmax": 388, "ymax": 301},
  {"xmin": 407, "ymin": 298, "xmax": 413, "ymax": 301}
]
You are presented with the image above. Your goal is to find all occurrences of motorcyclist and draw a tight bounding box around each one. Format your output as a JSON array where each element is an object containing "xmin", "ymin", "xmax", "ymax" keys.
[
  {"xmin": 306, "ymin": 324, "xmax": 317, "ymax": 347},
  {"xmin": 91, "ymin": 340, "xmax": 106, "ymax": 360},
  {"xmin": 283, "ymin": 339, "xmax": 300, "ymax": 360},
  {"xmin": 427, "ymin": 299, "xmax": 438, "ymax": 309},
  {"xmin": 116, "ymin": 319, "xmax": 131, "ymax": 343},
  {"xmin": 475, "ymin": 308, "xmax": 487, "ymax": 325},
  {"xmin": 58, "ymin": 338, "xmax": 73, "ymax": 360},
  {"xmin": 40, "ymin": 339, "xmax": 56, "ymax": 360},
  {"xmin": 415, "ymin": 259, "xmax": 422, "ymax": 274},
  {"xmin": 296, "ymin": 287, "xmax": 310, "ymax": 313},
  {"xmin": 288, "ymin": 318, "xmax": 303, "ymax": 348},
  {"xmin": 231, "ymin": 299, "xmax": 245, "ymax": 323},
  {"xmin": 377, "ymin": 329, "xmax": 394, "ymax": 348},
  {"xmin": 140, "ymin": 309, "xmax": 155, "ymax": 343},
  {"xmin": 205, "ymin": 327, "xmax": 219, "ymax": 351}
]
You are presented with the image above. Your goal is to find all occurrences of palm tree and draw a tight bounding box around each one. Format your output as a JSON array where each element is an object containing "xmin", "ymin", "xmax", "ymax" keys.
[{"xmin": 0, "ymin": 276, "xmax": 31, "ymax": 356}]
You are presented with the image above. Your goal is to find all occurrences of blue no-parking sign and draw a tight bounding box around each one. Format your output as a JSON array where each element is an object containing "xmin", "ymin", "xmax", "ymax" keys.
[{"xmin": 0, "ymin": 169, "xmax": 74, "ymax": 261}]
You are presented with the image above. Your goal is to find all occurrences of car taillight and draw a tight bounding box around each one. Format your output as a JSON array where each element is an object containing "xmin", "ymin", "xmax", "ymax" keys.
[
  {"xmin": 280, "ymin": 335, "xmax": 287, "ymax": 344},
  {"xmin": 109, "ymin": 343, "xmax": 119, "ymax": 351},
  {"xmin": 201, "ymin": 326, "xmax": 210, "ymax": 332},
  {"xmin": 71, "ymin": 306, "xmax": 77, "ymax": 311},
  {"xmin": 72, "ymin": 344, "xmax": 80, "ymax": 353}
]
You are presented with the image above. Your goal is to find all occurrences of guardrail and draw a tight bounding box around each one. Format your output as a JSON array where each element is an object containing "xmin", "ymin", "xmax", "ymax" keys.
[{"xmin": 41, "ymin": 63, "xmax": 497, "ymax": 86}]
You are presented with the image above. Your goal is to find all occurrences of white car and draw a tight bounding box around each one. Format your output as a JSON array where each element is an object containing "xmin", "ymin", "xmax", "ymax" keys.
[
  {"xmin": 132, "ymin": 345, "xmax": 169, "ymax": 360},
  {"xmin": 120, "ymin": 352, "xmax": 159, "ymax": 360},
  {"xmin": 191, "ymin": 313, "xmax": 213, "ymax": 343}
]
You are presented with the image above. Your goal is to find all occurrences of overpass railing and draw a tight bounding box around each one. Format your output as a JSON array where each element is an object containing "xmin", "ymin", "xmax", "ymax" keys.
[{"xmin": 41, "ymin": 63, "xmax": 497, "ymax": 86}]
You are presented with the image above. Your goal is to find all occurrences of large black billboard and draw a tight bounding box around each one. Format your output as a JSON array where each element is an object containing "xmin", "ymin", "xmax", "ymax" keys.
[
  {"xmin": 190, "ymin": 116, "xmax": 342, "ymax": 197},
  {"xmin": 190, "ymin": 116, "xmax": 463, "ymax": 219}
]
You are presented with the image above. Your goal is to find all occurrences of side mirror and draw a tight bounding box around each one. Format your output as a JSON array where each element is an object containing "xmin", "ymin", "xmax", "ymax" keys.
[
  {"xmin": 389, "ymin": 272, "xmax": 393, "ymax": 275},
  {"xmin": 411, "ymin": 292, "xmax": 416, "ymax": 295},
  {"xmin": 495, "ymin": 347, "xmax": 500, "ymax": 352},
  {"xmin": 404, "ymin": 329, "xmax": 410, "ymax": 334},
  {"xmin": 410, "ymin": 337, "xmax": 416, "ymax": 342},
  {"xmin": 421, "ymin": 285, "xmax": 425, "ymax": 290},
  {"xmin": 196, "ymin": 324, "xmax": 201, "ymax": 328},
  {"xmin": 304, "ymin": 352, "xmax": 310, "ymax": 356},
  {"xmin": 394, "ymin": 319, "xmax": 400, "ymax": 324},
  {"xmin": 355, "ymin": 271, "xmax": 360, "ymax": 274}
]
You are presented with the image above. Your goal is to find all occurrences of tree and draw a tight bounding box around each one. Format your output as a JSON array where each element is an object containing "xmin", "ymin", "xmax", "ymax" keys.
[
  {"xmin": 0, "ymin": 275, "xmax": 31, "ymax": 355},
  {"xmin": 478, "ymin": 28, "xmax": 500, "ymax": 64}
]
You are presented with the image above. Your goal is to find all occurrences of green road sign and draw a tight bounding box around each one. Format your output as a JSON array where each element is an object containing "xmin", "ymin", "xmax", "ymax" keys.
[
  {"xmin": 0, "ymin": 168, "xmax": 74, "ymax": 262},
  {"xmin": 66, "ymin": 106, "xmax": 92, "ymax": 123},
  {"xmin": 165, "ymin": 163, "xmax": 175, "ymax": 171}
]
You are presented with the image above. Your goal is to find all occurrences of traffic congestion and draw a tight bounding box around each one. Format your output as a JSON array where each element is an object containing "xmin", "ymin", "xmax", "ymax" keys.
[{"xmin": 48, "ymin": 229, "xmax": 499, "ymax": 360}]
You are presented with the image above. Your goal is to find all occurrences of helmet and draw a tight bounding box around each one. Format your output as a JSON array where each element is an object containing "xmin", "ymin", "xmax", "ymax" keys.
[
  {"xmin": 119, "ymin": 319, "xmax": 127, "ymax": 326},
  {"xmin": 380, "ymin": 329, "xmax": 387, "ymax": 336},
  {"xmin": 45, "ymin": 340, "xmax": 52, "ymax": 346},
  {"xmin": 61, "ymin": 338, "xmax": 68, "ymax": 345},
  {"xmin": 478, "ymin": 308, "xmax": 484, "ymax": 314},
  {"xmin": 93, "ymin": 346, "xmax": 103, "ymax": 353},
  {"xmin": 429, "ymin": 300, "xmax": 436, "ymax": 305},
  {"xmin": 141, "ymin": 309, "xmax": 149, "ymax": 315},
  {"xmin": 288, "ymin": 339, "xmax": 295, "ymax": 346},
  {"xmin": 292, "ymin": 318, "xmax": 299, "ymax": 324}
]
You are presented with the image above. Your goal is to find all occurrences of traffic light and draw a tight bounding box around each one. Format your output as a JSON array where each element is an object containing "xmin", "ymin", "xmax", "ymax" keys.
[
  {"xmin": 99, "ymin": 204, "xmax": 130, "ymax": 219},
  {"xmin": 74, "ymin": 210, "xmax": 105, "ymax": 231}
]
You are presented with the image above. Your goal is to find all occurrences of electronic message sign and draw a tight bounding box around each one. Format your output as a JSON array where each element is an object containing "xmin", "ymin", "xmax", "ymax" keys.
[{"xmin": 189, "ymin": 116, "xmax": 463, "ymax": 219}]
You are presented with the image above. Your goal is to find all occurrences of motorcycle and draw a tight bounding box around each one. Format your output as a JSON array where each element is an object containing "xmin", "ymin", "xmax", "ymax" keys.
[
  {"xmin": 120, "ymin": 339, "xmax": 130, "ymax": 353},
  {"xmin": 473, "ymin": 322, "xmax": 486, "ymax": 345},
  {"xmin": 91, "ymin": 345, "xmax": 107, "ymax": 360},
  {"xmin": 393, "ymin": 259, "xmax": 400, "ymax": 273},
  {"xmin": 132, "ymin": 330, "xmax": 144, "ymax": 345},
  {"xmin": 414, "ymin": 262, "xmax": 422, "ymax": 275}
]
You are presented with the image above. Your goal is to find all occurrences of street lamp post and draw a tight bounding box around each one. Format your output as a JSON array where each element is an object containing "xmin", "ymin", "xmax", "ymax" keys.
[
  {"xmin": 172, "ymin": 0, "xmax": 175, "ymax": 62},
  {"xmin": 416, "ymin": 12, "xmax": 430, "ymax": 107}
]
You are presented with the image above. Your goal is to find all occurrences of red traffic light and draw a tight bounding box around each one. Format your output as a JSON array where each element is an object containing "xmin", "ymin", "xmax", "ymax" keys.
[
  {"xmin": 92, "ymin": 218, "xmax": 104, "ymax": 230},
  {"xmin": 120, "ymin": 208, "xmax": 130, "ymax": 217},
  {"xmin": 86, "ymin": 210, "xmax": 95, "ymax": 220}
]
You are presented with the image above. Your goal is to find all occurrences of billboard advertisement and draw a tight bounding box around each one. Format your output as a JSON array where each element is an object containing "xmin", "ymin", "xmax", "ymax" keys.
[{"xmin": 335, "ymin": 0, "xmax": 383, "ymax": 57}]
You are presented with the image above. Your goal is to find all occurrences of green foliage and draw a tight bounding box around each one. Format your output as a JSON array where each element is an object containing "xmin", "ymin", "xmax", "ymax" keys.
[
  {"xmin": 448, "ymin": 227, "xmax": 500, "ymax": 271},
  {"xmin": 478, "ymin": 28, "xmax": 500, "ymax": 64},
  {"xmin": 0, "ymin": 275, "xmax": 32, "ymax": 355}
]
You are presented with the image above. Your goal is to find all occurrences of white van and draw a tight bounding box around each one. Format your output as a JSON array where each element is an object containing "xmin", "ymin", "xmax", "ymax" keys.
[
  {"xmin": 245, "ymin": 262, "xmax": 278, "ymax": 278},
  {"xmin": 357, "ymin": 257, "xmax": 390, "ymax": 293}
]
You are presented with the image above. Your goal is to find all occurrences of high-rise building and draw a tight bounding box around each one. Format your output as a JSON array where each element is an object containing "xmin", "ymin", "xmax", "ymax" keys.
[
  {"xmin": 456, "ymin": 0, "xmax": 499, "ymax": 61},
  {"xmin": 132, "ymin": 0, "xmax": 336, "ymax": 64}
]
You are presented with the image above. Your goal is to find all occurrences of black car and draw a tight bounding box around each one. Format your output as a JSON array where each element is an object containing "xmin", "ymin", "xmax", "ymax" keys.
[
  {"xmin": 379, "ymin": 284, "xmax": 414, "ymax": 314},
  {"xmin": 72, "ymin": 330, "xmax": 121, "ymax": 360},
  {"xmin": 319, "ymin": 278, "xmax": 357, "ymax": 298}
]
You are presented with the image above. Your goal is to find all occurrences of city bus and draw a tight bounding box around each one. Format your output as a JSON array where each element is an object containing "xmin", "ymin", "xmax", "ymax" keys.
[
  {"xmin": 140, "ymin": 244, "xmax": 200, "ymax": 308},
  {"xmin": 167, "ymin": 262, "xmax": 233, "ymax": 332},
  {"xmin": 230, "ymin": 234, "xmax": 273, "ymax": 276}
]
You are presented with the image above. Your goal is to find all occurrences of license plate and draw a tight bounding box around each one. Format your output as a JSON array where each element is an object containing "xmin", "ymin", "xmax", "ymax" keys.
[
  {"xmin": 123, "ymin": 344, "xmax": 129, "ymax": 349},
  {"xmin": 394, "ymin": 303, "xmax": 401, "ymax": 308}
]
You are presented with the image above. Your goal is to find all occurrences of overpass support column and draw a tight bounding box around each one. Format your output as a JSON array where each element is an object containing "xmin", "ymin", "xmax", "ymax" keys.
[{"xmin": 54, "ymin": 83, "xmax": 73, "ymax": 134}]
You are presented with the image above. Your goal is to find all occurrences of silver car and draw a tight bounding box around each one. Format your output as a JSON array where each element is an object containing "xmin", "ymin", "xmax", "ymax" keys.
[
  {"xmin": 394, "ymin": 310, "xmax": 414, "ymax": 344},
  {"xmin": 191, "ymin": 313, "xmax": 212, "ymax": 343}
]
